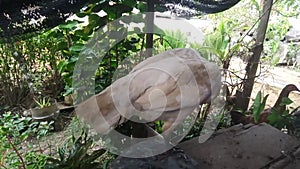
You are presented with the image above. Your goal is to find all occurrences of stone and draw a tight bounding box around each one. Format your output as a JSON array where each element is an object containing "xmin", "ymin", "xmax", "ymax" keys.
[
  {"xmin": 109, "ymin": 147, "xmax": 200, "ymax": 169},
  {"xmin": 178, "ymin": 123, "xmax": 300, "ymax": 169}
]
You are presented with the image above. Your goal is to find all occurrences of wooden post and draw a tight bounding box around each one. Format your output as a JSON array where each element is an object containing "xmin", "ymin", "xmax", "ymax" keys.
[
  {"xmin": 145, "ymin": 0, "xmax": 154, "ymax": 58},
  {"xmin": 234, "ymin": 0, "xmax": 273, "ymax": 111}
]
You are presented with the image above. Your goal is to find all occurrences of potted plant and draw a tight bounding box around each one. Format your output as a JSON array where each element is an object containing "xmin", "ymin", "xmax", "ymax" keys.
[{"xmin": 31, "ymin": 97, "xmax": 59, "ymax": 121}]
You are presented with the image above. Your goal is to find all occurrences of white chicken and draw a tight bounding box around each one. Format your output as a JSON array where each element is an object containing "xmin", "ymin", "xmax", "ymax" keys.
[{"xmin": 75, "ymin": 48, "xmax": 222, "ymax": 136}]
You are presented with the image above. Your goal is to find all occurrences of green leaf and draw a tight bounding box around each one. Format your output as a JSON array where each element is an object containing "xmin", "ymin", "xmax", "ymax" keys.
[
  {"xmin": 47, "ymin": 29, "xmax": 64, "ymax": 38},
  {"xmin": 253, "ymin": 91, "xmax": 262, "ymax": 123},
  {"xmin": 74, "ymin": 29, "xmax": 86, "ymax": 37},
  {"xmin": 70, "ymin": 44, "xmax": 84, "ymax": 53},
  {"xmin": 252, "ymin": 91, "xmax": 269, "ymax": 123},
  {"xmin": 76, "ymin": 12, "xmax": 88, "ymax": 18},
  {"xmin": 137, "ymin": 2, "xmax": 147, "ymax": 12},
  {"xmin": 267, "ymin": 109, "xmax": 290, "ymax": 129},
  {"xmin": 123, "ymin": 0, "xmax": 137, "ymax": 7},
  {"xmin": 108, "ymin": 11, "xmax": 117, "ymax": 19},
  {"xmin": 58, "ymin": 147, "xmax": 66, "ymax": 162},
  {"xmin": 279, "ymin": 97, "xmax": 293, "ymax": 106},
  {"xmin": 268, "ymin": 109, "xmax": 282, "ymax": 125},
  {"xmin": 63, "ymin": 88, "xmax": 74, "ymax": 96},
  {"xmin": 88, "ymin": 14, "xmax": 101, "ymax": 26},
  {"xmin": 261, "ymin": 94, "xmax": 269, "ymax": 112},
  {"xmin": 91, "ymin": 2, "xmax": 108, "ymax": 13},
  {"xmin": 58, "ymin": 60, "xmax": 67, "ymax": 73},
  {"xmin": 250, "ymin": 0, "xmax": 260, "ymax": 11},
  {"xmin": 83, "ymin": 24, "xmax": 94, "ymax": 36},
  {"xmin": 115, "ymin": 4, "xmax": 133, "ymax": 14},
  {"xmin": 58, "ymin": 21, "xmax": 78, "ymax": 30}
]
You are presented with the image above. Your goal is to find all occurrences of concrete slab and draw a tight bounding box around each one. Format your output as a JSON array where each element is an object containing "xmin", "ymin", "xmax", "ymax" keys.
[{"xmin": 178, "ymin": 123, "xmax": 300, "ymax": 169}]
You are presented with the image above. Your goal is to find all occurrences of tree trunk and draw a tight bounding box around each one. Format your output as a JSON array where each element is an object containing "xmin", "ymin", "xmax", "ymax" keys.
[
  {"xmin": 234, "ymin": 0, "xmax": 273, "ymax": 112},
  {"xmin": 145, "ymin": 0, "xmax": 155, "ymax": 58}
]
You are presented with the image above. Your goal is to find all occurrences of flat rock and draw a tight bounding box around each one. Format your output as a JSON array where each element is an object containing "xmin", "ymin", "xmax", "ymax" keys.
[
  {"xmin": 109, "ymin": 147, "xmax": 200, "ymax": 169},
  {"xmin": 178, "ymin": 123, "xmax": 300, "ymax": 169}
]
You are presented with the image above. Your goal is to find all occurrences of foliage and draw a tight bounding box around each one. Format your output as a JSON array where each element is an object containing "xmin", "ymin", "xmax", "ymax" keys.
[
  {"xmin": 263, "ymin": 17, "xmax": 291, "ymax": 65},
  {"xmin": 0, "ymin": 0, "xmax": 146, "ymax": 109},
  {"xmin": 25, "ymin": 152, "xmax": 49, "ymax": 169},
  {"xmin": 272, "ymin": 0, "xmax": 300, "ymax": 18},
  {"xmin": 246, "ymin": 92, "xmax": 296, "ymax": 130},
  {"xmin": 286, "ymin": 42, "xmax": 300, "ymax": 66},
  {"xmin": 182, "ymin": 116, "xmax": 229, "ymax": 142},
  {"xmin": 44, "ymin": 0, "xmax": 144, "ymax": 99},
  {"xmin": 0, "ymin": 112, "xmax": 53, "ymax": 169},
  {"xmin": 49, "ymin": 0, "xmax": 219, "ymax": 102},
  {"xmin": 252, "ymin": 91, "xmax": 269, "ymax": 123},
  {"xmin": 183, "ymin": 117, "xmax": 206, "ymax": 141},
  {"xmin": 157, "ymin": 30, "xmax": 188, "ymax": 50},
  {"xmin": 0, "ymin": 32, "xmax": 65, "ymax": 111},
  {"xmin": 0, "ymin": 112, "xmax": 53, "ymax": 140},
  {"xmin": 1, "ymin": 0, "xmax": 300, "ymax": 167},
  {"xmin": 34, "ymin": 97, "xmax": 53, "ymax": 108},
  {"xmin": 268, "ymin": 97, "xmax": 295, "ymax": 129},
  {"xmin": 209, "ymin": 0, "xmax": 299, "ymax": 117},
  {"xmin": 207, "ymin": 0, "xmax": 299, "ymax": 67},
  {"xmin": 44, "ymin": 129, "xmax": 110, "ymax": 169},
  {"xmin": 183, "ymin": 108, "xmax": 231, "ymax": 142},
  {"xmin": 200, "ymin": 20, "xmax": 237, "ymax": 63}
]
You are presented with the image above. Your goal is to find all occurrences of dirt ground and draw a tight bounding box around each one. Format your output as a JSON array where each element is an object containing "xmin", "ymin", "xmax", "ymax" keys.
[{"xmin": 229, "ymin": 57, "xmax": 300, "ymax": 110}]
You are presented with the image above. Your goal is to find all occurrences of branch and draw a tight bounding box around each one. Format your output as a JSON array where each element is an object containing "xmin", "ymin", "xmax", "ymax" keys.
[
  {"xmin": 272, "ymin": 9, "xmax": 299, "ymax": 18},
  {"xmin": 7, "ymin": 137, "xmax": 26, "ymax": 169}
]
